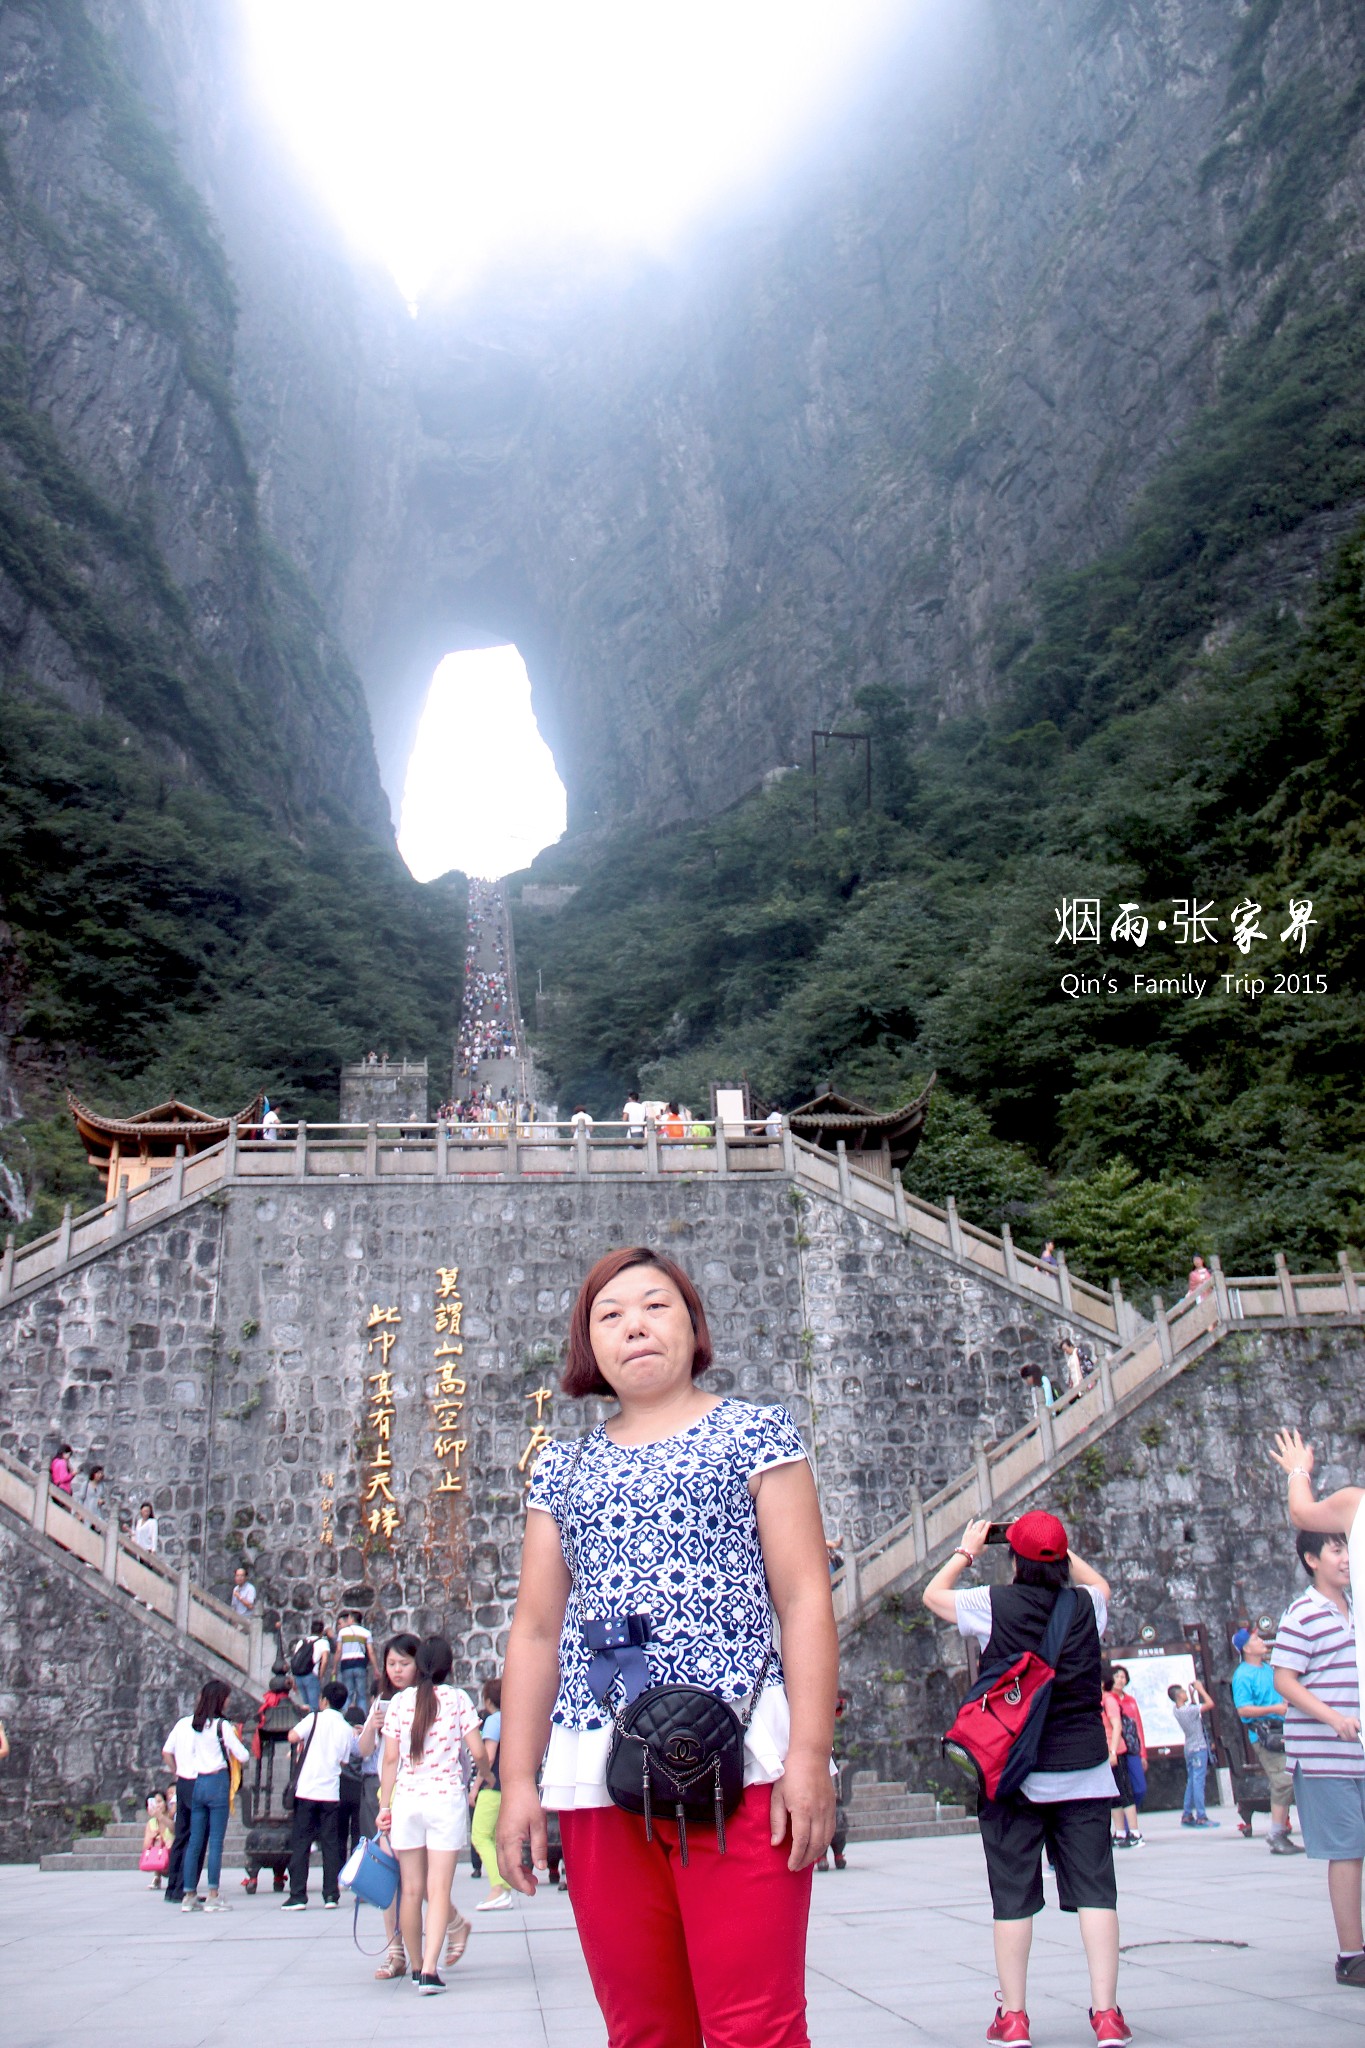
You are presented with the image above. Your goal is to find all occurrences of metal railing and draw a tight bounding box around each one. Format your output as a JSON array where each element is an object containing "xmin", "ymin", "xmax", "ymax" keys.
[
  {"xmin": 830, "ymin": 1255, "xmax": 1364, "ymax": 1633},
  {"xmin": 0, "ymin": 1442, "xmax": 273, "ymax": 1685}
]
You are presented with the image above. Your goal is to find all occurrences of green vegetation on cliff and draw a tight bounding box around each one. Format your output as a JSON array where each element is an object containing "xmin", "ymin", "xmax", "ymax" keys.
[
  {"xmin": 0, "ymin": 2, "xmax": 463, "ymax": 1240},
  {"xmin": 514, "ymin": 269, "xmax": 1365, "ymax": 1290},
  {"xmin": 0, "ymin": 692, "xmax": 464, "ymax": 1239}
]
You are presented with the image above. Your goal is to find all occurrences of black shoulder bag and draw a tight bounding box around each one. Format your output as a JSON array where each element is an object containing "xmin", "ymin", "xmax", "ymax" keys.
[{"xmin": 562, "ymin": 1433, "xmax": 772, "ymax": 1864}]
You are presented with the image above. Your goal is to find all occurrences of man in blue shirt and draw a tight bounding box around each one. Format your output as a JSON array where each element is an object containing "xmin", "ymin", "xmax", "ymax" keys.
[{"xmin": 1232, "ymin": 1625, "xmax": 1303, "ymax": 1853}]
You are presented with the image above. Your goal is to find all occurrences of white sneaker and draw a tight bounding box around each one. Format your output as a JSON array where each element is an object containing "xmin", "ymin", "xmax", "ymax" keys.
[{"xmin": 476, "ymin": 1891, "xmax": 513, "ymax": 1911}]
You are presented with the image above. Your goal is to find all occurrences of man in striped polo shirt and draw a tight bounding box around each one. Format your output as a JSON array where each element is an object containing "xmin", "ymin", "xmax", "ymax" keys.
[{"xmin": 1272, "ymin": 1528, "xmax": 1365, "ymax": 1988}]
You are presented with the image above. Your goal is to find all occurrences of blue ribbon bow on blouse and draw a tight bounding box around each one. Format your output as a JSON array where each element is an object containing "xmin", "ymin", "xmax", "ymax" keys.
[{"xmin": 583, "ymin": 1614, "xmax": 652, "ymax": 1704}]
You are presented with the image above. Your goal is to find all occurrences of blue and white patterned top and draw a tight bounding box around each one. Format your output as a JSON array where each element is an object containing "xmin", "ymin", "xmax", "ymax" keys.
[{"xmin": 526, "ymin": 1398, "xmax": 808, "ymax": 1732}]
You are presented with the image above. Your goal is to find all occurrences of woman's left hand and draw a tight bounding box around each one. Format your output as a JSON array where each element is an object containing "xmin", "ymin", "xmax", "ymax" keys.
[{"xmin": 770, "ymin": 1752, "xmax": 836, "ymax": 1872}]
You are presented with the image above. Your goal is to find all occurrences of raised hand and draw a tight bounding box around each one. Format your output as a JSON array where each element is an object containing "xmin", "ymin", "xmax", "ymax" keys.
[{"xmin": 1271, "ymin": 1428, "xmax": 1314, "ymax": 1477}]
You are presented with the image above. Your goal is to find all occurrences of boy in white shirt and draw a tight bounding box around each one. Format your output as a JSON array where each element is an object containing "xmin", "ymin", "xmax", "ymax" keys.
[{"xmin": 282, "ymin": 1681, "xmax": 359, "ymax": 1909}]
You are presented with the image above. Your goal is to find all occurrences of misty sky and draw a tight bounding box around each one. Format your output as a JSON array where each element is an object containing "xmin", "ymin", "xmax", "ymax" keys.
[{"xmin": 239, "ymin": 0, "xmax": 907, "ymax": 879}]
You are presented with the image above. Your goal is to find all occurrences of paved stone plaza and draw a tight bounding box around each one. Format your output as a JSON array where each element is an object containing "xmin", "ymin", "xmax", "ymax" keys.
[{"xmin": 6, "ymin": 1811, "xmax": 1365, "ymax": 2047}]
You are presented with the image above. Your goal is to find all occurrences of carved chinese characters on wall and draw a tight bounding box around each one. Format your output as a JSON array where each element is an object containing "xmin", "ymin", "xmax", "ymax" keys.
[
  {"xmin": 365, "ymin": 1303, "xmax": 402, "ymax": 1539},
  {"xmin": 431, "ymin": 1266, "xmax": 467, "ymax": 1495}
]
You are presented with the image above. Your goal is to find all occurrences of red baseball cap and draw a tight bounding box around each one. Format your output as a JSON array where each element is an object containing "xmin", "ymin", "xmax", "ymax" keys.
[{"xmin": 1008, "ymin": 1510, "xmax": 1069, "ymax": 1562}]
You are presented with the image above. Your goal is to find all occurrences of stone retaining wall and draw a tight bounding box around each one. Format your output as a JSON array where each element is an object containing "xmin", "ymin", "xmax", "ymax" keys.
[{"xmin": 0, "ymin": 1170, "xmax": 1124, "ymax": 1856}]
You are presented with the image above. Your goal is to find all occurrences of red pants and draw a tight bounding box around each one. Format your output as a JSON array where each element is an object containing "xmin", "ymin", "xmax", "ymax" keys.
[{"xmin": 558, "ymin": 1783, "xmax": 813, "ymax": 2047}]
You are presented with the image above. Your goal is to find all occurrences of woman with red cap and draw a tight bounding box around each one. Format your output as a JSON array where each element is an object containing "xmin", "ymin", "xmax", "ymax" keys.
[{"xmin": 924, "ymin": 1509, "xmax": 1129, "ymax": 2048}]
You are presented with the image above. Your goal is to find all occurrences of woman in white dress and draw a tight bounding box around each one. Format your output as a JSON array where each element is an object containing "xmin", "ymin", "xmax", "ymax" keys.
[{"xmin": 377, "ymin": 1635, "xmax": 490, "ymax": 1994}]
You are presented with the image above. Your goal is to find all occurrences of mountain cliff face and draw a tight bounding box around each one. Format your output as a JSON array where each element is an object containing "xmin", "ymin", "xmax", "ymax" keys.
[
  {"xmin": 1, "ymin": 0, "xmax": 1362, "ymax": 1237},
  {"xmin": 348, "ymin": 0, "xmax": 1365, "ymax": 832},
  {"xmin": 0, "ymin": 0, "xmax": 459, "ymax": 1230}
]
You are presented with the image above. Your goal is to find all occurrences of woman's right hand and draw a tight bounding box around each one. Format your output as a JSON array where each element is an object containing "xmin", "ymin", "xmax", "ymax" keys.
[
  {"xmin": 376, "ymin": 1805, "xmax": 392, "ymax": 1836},
  {"xmin": 494, "ymin": 1781, "xmax": 547, "ymax": 1896}
]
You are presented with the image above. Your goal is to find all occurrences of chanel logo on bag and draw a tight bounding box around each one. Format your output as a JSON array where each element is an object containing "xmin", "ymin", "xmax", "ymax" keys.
[
  {"xmin": 665, "ymin": 1734, "xmax": 704, "ymax": 1769},
  {"xmin": 1004, "ymin": 1678, "xmax": 1022, "ymax": 1707}
]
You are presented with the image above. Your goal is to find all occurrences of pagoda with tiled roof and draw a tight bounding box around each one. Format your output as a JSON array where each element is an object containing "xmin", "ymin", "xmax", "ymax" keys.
[
  {"xmin": 786, "ymin": 1076, "xmax": 935, "ymax": 1182},
  {"xmin": 68, "ymin": 1091, "xmax": 264, "ymax": 1199}
]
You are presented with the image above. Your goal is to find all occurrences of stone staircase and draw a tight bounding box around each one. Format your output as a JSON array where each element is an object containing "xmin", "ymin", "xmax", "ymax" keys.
[
  {"xmin": 842, "ymin": 1770, "xmax": 976, "ymax": 1843},
  {"xmin": 831, "ymin": 1254, "xmax": 1364, "ymax": 1637},
  {"xmin": 0, "ymin": 1442, "xmax": 274, "ymax": 1688},
  {"xmin": 41, "ymin": 1814, "xmax": 249, "ymax": 1874}
]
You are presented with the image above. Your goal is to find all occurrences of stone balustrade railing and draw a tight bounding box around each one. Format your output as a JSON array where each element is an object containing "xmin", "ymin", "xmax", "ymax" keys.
[
  {"xmin": 830, "ymin": 1252, "xmax": 1364, "ymax": 1634},
  {"xmin": 0, "ymin": 1117, "xmax": 1129, "ymax": 1339},
  {"xmin": 0, "ymin": 1441, "xmax": 274, "ymax": 1685}
]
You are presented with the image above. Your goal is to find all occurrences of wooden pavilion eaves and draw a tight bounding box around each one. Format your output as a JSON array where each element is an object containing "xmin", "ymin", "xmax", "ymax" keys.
[
  {"xmin": 68, "ymin": 1090, "xmax": 264, "ymax": 1196},
  {"xmin": 787, "ymin": 1075, "xmax": 935, "ymax": 1175}
]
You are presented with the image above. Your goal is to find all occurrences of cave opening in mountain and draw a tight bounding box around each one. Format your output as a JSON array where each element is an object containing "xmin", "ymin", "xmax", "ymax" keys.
[{"xmin": 397, "ymin": 646, "xmax": 566, "ymax": 881}]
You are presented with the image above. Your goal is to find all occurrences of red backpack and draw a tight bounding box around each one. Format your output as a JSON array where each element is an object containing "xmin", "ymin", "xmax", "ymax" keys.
[{"xmin": 943, "ymin": 1588, "xmax": 1079, "ymax": 1802}]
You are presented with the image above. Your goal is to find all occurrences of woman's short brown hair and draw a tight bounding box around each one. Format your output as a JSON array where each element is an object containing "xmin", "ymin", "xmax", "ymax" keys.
[{"xmin": 562, "ymin": 1246, "xmax": 714, "ymax": 1398}]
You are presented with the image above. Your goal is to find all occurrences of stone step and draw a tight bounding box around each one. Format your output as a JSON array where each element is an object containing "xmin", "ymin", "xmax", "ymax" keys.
[
  {"xmin": 844, "ymin": 1816, "xmax": 979, "ymax": 1843},
  {"xmin": 42, "ymin": 1819, "xmax": 248, "ymax": 1872},
  {"xmin": 847, "ymin": 1798, "xmax": 968, "ymax": 1819}
]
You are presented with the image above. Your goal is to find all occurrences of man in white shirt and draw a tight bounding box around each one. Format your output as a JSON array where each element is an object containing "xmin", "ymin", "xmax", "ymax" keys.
[
  {"xmin": 230, "ymin": 1567, "xmax": 256, "ymax": 1618},
  {"xmin": 282, "ymin": 1681, "xmax": 358, "ymax": 1909},
  {"xmin": 622, "ymin": 1094, "xmax": 645, "ymax": 1142}
]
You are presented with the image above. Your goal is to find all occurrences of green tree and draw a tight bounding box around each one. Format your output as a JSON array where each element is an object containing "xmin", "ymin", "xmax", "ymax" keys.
[
  {"xmin": 1043, "ymin": 1158, "xmax": 1204, "ymax": 1298},
  {"xmin": 901, "ymin": 1093, "xmax": 1044, "ymax": 1231}
]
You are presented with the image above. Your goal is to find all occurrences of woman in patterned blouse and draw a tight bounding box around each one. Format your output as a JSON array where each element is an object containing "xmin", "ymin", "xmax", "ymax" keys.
[{"xmin": 497, "ymin": 1245, "xmax": 838, "ymax": 2047}]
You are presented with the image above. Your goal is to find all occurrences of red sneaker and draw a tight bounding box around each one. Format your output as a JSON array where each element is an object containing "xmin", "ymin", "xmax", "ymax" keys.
[
  {"xmin": 986, "ymin": 2000, "xmax": 1032, "ymax": 2045},
  {"xmin": 1090, "ymin": 2009, "xmax": 1132, "ymax": 2046}
]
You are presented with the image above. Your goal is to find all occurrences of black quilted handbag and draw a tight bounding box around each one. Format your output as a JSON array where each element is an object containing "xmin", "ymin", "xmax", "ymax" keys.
[
  {"xmin": 605, "ymin": 1658, "xmax": 770, "ymax": 1864},
  {"xmin": 562, "ymin": 1432, "xmax": 773, "ymax": 1864}
]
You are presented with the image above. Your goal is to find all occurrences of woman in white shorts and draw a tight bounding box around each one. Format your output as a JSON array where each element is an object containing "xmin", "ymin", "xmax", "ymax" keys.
[{"xmin": 379, "ymin": 1635, "xmax": 490, "ymax": 1993}]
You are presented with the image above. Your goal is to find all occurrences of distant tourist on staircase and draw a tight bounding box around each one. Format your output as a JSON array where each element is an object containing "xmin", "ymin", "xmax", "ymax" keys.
[
  {"xmin": 1020, "ymin": 1361, "xmax": 1057, "ymax": 1409},
  {"xmin": 497, "ymin": 1245, "xmax": 838, "ymax": 2047},
  {"xmin": 74, "ymin": 1463, "xmax": 107, "ymax": 1516},
  {"xmin": 48, "ymin": 1444, "xmax": 74, "ymax": 1495},
  {"xmin": 230, "ymin": 1565, "xmax": 256, "ymax": 1618},
  {"xmin": 133, "ymin": 1501, "xmax": 158, "ymax": 1553}
]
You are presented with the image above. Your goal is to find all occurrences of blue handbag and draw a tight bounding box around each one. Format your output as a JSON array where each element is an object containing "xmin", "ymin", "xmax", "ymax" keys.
[
  {"xmin": 341, "ymin": 1832, "xmax": 401, "ymax": 1953},
  {"xmin": 346, "ymin": 1832, "xmax": 400, "ymax": 1909}
]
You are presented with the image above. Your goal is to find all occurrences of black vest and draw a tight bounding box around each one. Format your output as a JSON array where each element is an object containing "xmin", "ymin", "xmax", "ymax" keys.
[{"xmin": 982, "ymin": 1584, "xmax": 1108, "ymax": 1773}]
